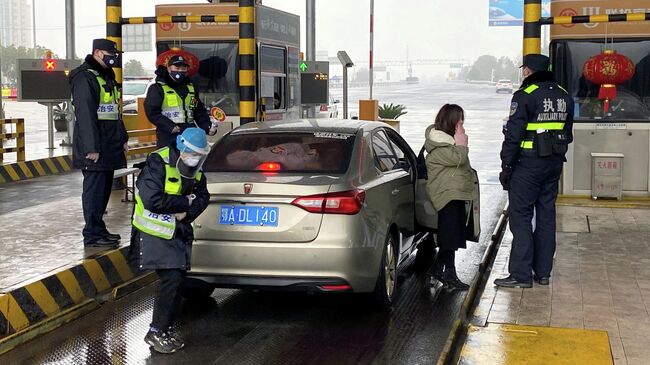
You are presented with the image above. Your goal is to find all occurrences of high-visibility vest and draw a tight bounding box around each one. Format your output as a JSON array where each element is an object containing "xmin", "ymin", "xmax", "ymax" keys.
[
  {"xmin": 160, "ymin": 82, "xmax": 196, "ymax": 125},
  {"xmin": 132, "ymin": 147, "xmax": 202, "ymax": 240},
  {"xmin": 520, "ymin": 83, "xmax": 566, "ymax": 150},
  {"xmin": 87, "ymin": 69, "xmax": 120, "ymax": 120}
]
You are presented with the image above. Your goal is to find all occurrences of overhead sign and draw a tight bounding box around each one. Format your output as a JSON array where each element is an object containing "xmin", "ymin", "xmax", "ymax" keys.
[
  {"xmin": 489, "ymin": 0, "xmax": 551, "ymax": 26},
  {"xmin": 257, "ymin": 5, "xmax": 300, "ymax": 48},
  {"xmin": 17, "ymin": 58, "xmax": 81, "ymax": 102},
  {"xmin": 300, "ymin": 61, "xmax": 329, "ymax": 105},
  {"xmin": 550, "ymin": 0, "xmax": 650, "ymax": 39}
]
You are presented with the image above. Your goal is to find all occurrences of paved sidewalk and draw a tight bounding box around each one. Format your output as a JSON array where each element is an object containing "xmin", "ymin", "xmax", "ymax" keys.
[
  {"xmin": 0, "ymin": 173, "xmax": 133, "ymax": 291},
  {"xmin": 470, "ymin": 205, "xmax": 650, "ymax": 365}
]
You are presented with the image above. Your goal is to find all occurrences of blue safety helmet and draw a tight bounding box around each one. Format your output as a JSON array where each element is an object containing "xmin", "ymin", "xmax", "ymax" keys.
[{"xmin": 176, "ymin": 128, "xmax": 209, "ymax": 155}]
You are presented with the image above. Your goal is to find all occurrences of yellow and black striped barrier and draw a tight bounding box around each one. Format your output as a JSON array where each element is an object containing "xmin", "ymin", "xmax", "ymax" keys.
[
  {"xmin": 0, "ymin": 247, "xmax": 153, "ymax": 354},
  {"xmin": 121, "ymin": 14, "xmax": 238, "ymax": 25},
  {"xmin": 540, "ymin": 12, "xmax": 650, "ymax": 26},
  {"xmin": 523, "ymin": 0, "xmax": 650, "ymax": 55},
  {"xmin": 0, "ymin": 156, "xmax": 73, "ymax": 184},
  {"xmin": 239, "ymin": 0, "xmax": 256, "ymax": 125}
]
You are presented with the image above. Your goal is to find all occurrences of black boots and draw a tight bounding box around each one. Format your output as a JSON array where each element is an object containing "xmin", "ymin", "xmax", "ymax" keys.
[{"xmin": 430, "ymin": 260, "xmax": 470, "ymax": 291}]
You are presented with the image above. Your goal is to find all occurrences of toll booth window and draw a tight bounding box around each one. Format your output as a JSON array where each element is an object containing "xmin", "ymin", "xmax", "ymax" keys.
[
  {"xmin": 552, "ymin": 40, "xmax": 650, "ymax": 122},
  {"xmin": 157, "ymin": 42, "xmax": 239, "ymax": 116},
  {"xmin": 260, "ymin": 46, "xmax": 287, "ymax": 110}
]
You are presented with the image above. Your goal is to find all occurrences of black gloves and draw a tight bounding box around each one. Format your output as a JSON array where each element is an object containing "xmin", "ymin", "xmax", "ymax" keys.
[{"xmin": 499, "ymin": 166, "xmax": 513, "ymax": 191}]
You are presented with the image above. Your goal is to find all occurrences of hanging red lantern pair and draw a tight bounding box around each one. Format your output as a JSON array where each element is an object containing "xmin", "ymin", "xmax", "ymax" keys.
[
  {"xmin": 156, "ymin": 48, "xmax": 200, "ymax": 77},
  {"xmin": 582, "ymin": 50, "xmax": 636, "ymax": 114}
]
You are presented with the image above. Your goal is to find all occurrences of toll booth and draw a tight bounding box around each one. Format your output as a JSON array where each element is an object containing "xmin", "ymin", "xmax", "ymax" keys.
[
  {"xmin": 155, "ymin": 2, "xmax": 301, "ymax": 130},
  {"xmin": 549, "ymin": 0, "xmax": 650, "ymax": 196}
]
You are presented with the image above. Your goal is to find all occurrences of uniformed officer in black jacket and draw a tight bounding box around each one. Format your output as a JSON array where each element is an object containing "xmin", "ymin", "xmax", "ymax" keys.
[
  {"xmin": 495, "ymin": 54, "xmax": 574, "ymax": 288},
  {"xmin": 131, "ymin": 127, "xmax": 210, "ymax": 354},
  {"xmin": 144, "ymin": 55, "xmax": 212, "ymax": 148},
  {"xmin": 69, "ymin": 39, "xmax": 128, "ymax": 247}
]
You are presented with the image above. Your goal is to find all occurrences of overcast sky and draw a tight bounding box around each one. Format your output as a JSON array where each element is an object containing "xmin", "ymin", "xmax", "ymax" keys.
[{"xmin": 30, "ymin": 0, "xmax": 525, "ymax": 68}]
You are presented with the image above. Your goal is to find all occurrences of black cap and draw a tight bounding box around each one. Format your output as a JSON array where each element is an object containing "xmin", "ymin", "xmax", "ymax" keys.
[
  {"xmin": 92, "ymin": 38, "xmax": 122, "ymax": 54},
  {"xmin": 168, "ymin": 55, "xmax": 190, "ymax": 67},
  {"xmin": 520, "ymin": 54, "xmax": 550, "ymax": 72}
]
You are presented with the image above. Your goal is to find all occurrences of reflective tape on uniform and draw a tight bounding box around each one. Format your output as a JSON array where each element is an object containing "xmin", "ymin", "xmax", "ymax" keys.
[
  {"xmin": 520, "ymin": 140, "xmax": 534, "ymax": 149},
  {"xmin": 526, "ymin": 122, "xmax": 564, "ymax": 130},
  {"xmin": 524, "ymin": 84, "xmax": 539, "ymax": 94},
  {"xmin": 97, "ymin": 103, "xmax": 119, "ymax": 120},
  {"xmin": 133, "ymin": 213, "xmax": 175, "ymax": 239}
]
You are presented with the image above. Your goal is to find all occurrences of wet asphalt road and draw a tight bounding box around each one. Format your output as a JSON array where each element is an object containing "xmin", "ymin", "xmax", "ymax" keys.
[{"xmin": 0, "ymin": 82, "xmax": 510, "ymax": 364}]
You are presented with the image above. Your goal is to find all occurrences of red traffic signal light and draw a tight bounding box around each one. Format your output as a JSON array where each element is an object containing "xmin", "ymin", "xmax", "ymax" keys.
[{"xmin": 44, "ymin": 59, "xmax": 57, "ymax": 71}]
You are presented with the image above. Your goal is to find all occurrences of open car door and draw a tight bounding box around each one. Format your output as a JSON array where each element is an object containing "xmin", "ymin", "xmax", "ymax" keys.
[
  {"xmin": 415, "ymin": 147, "xmax": 438, "ymax": 230},
  {"xmin": 466, "ymin": 168, "xmax": 481, "ymax": 242}
]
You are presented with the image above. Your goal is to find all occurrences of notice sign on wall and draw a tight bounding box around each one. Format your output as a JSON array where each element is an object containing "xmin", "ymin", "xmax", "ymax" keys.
[{"xmin": 489, "ymin": 0, "xmax": 551, "ymax": 26}]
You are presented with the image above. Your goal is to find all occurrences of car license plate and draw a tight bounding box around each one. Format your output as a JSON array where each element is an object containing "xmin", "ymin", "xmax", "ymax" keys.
[{"xmin": 219, "ymin": 206, "xmax": 279, "ymax": 227}]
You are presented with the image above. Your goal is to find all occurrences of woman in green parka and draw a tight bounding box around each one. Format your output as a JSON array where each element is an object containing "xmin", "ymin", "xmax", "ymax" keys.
[{"xmin": 425, "ymin": 104, "xmax": 475, "ymax": 290}]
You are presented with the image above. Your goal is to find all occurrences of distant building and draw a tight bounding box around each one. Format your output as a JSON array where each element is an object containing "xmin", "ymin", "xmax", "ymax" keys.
[{"xmin": 0, "ymin": 0, "xmax": 32, "ymax": 48}]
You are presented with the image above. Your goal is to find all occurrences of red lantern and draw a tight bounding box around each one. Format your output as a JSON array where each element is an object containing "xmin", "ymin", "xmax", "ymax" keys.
[
  {"xmin": 156, "ymin": 48, "xmax": 200, "ymax": 77},
  {"xmin": 583, "ymin": 50, "xmax": 635, "ymax": 113}
]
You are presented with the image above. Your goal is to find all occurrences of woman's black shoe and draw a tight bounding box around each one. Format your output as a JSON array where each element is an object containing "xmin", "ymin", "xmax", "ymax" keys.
[{"xmin": 442, "ymin": 267, "xmax": 470, "ymax": 291}]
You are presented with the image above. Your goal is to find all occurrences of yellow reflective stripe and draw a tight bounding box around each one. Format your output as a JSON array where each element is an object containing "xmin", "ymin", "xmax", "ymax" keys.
[
  {"xmin": 524, "ymin": 84, "xmax": 539, "ymax": 94},
  {"xmin": 164, "ymin": 165, "xmax": 182, "ymax": 195},
  {"xmin": 526, "ymin": 122, "xmax": 564, "ymax": 130},
  {"xmin": 520, "ymin": 141, "xmax": 534, "ymax": 149},
  {"xmin": 133, "ymin": 214, "xmax": 175, "ymax": 239}
]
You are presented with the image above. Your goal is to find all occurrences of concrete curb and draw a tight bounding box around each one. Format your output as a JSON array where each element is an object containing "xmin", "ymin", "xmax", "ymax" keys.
[
  {"xmin": 436, "ymin": 203, "xmax": 509, "ymax": 365},
  {"xmin": 0, "ymin": 246, "xmax": 151, "ymax": 355}
]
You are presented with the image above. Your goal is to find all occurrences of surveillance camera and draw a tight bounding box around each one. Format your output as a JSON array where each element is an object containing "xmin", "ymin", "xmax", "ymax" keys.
[{"xmin": 337, "ymin": 51, "xmax": 354, "ymax": 68}]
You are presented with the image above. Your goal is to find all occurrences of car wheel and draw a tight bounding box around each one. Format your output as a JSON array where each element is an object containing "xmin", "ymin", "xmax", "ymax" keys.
[
  {"xmin": 373, "ymin": 233, "xmax": 398, "ymax": 310},
  {"xmin": 414, "ymin": 234, "xmax": 436, "ymax": 274}
]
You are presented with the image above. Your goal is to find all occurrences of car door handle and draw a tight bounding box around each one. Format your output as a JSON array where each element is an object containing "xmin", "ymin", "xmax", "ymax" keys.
[{"xmin": 392, "ymin": 189, "xmax": 400, "ymax": 196}]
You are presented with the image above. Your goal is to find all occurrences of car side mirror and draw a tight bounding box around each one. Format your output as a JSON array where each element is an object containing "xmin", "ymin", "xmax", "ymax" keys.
[{"xmin": 334, "ymin": 99, "xmax": 341, "ymax": 104}]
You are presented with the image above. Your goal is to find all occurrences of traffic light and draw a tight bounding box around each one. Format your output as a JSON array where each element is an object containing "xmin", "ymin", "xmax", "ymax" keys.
[{"xmin": 44, "ymin": 59, "xmax": 57, "ymax": 71}]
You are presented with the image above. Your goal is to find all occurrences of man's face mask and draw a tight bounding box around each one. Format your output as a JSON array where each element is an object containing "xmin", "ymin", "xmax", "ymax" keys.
[
  {"xmin": 170, "ymin": 71, "xmax": 187, "ymax": 82},
  {"xmin": 181, "ymin": 154, "xmax": 202, "ymax": 167},
  {"xmin": 102, "ymin": 53, "xmax": 119, "ymax": 68}
]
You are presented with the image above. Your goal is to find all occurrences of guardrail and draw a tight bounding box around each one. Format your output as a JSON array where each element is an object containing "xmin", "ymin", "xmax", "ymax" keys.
[
  {"xmin": 0, "ymin": 118, "xmax": 26, "ymax": 164},
  {"xmin": 126, "ymin": 128, "xmax": 157, "ymax": 158}
]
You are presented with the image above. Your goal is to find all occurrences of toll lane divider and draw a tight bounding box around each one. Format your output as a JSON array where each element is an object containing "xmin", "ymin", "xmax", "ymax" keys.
[
  {"xmin": 0, "ymin": 156, "xmax": 73, "ymax": 184},
  {"xmin": 436, "ymin": 202, "xmax": 509, "ymax": 365},
  {"xmin": 0, "ymin": 246, "xmax": 156, "ymax": 355},
  {"xmin": 0, "ymin": 142, "xmax": 157, "ymax": 185}
]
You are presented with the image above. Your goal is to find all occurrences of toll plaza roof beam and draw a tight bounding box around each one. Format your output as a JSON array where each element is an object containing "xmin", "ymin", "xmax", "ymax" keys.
[
  {"xmin": 539, "ymin": 12, "xmax": 650, "ymax": 26},
  {"xmin": 120, "ymin": 14, "xmax": 239, "ymax": 25}
]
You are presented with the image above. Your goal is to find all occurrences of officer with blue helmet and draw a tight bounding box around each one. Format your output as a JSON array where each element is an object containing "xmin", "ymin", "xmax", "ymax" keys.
[
  {"xmin": 131, "ymin": 127, "xmax": 210, "ymax": 353},
  {"xmin": 495, "ymin": 54, "xmax": 574, "ymax": 288}
]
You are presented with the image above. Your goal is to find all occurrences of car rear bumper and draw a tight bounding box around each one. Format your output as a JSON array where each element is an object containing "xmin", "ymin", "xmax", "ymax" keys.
[{"xmin": 188, "ymin": 238, "xmax": 383, "ymax": 293}]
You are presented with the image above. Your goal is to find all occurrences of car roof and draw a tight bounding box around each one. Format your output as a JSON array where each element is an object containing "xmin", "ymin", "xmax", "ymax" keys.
[{"xmin": 230, "ymin": 119, "xmax": 386, "ymax": 135}]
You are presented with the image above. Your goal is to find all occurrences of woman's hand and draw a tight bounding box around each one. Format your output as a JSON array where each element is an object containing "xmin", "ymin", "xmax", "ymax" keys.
[{"xmin": 454, "ymin": 123, "xmax": 468, "ymax": 146}]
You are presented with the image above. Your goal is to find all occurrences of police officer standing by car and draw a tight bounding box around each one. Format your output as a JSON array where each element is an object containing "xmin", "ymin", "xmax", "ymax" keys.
[
  {"xmin": 495, "ymin": 54, "xmax": 574, "ymax": 288},
  {"xmin": 70, "ymin": 39, "xmax": 128, "ymax": 247},
  {"xmin": 132, "ymin": 127, "xmax": 210, "ymax": 354},
  {"xmin": 144, "ymin": 54, "xmax": 213, "ymax": 149}
]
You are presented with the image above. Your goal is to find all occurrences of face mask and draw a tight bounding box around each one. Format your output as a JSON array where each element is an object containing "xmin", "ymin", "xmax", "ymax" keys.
[
  {"xmin": 102, "ymin": 54, "xmax": 118, "ymax": 68},
  {"xmin": 170, "ymin": 71, "xmax": 187, "ymax": 82},
  {"xmin": 182, "ymin": 155, "xmax": 201, "ymax": 167}
]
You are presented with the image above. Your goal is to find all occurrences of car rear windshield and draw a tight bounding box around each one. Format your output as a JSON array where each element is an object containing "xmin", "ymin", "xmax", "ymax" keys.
[{"xmin": 203, "ymin": 132, "xmax": 357, "ymax": 174}]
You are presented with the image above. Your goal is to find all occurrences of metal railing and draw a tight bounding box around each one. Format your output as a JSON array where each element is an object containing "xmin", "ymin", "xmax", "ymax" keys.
[{"xmin": 0, "ymin": 118, "xmax": 26, "ymax": 164}]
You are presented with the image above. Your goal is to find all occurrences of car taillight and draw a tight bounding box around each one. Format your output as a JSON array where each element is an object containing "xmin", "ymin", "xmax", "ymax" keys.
[
  {"xmin": 292, "ymin": 189, "xmax": 365, "ymax": 215},
  {"xmin": 319, "ymin": 284, "xmax": 352, "ymax": 291},
  {"xmin": 256, "ymin": 162, "xmax": 281, "ymax": 172},
  {"xmin": 320, "ymin": 104, "xmax": 328, "ymax": 112}
]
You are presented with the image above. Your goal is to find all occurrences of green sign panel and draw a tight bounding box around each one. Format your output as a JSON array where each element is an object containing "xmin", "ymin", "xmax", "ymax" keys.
[{"xmin": 299, "ymin": 62, "xmax": 308, "ymax": 72}]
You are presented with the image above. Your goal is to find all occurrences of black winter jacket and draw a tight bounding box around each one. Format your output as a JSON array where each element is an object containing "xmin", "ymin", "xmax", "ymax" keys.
[
  {"xmin": 144, "ymin": 66, "xmax": 211, "ymax": 148},
  {"xmin": 131, "ymin": 144, "xmax": 210, "ymax": 270},
  {"xmin": 500, "ymin": 71, "xmax": 574, "ymax": 169},
  {"xmin": 69, "ymin": 55, "xmax": 128, "ymax": 171}
]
